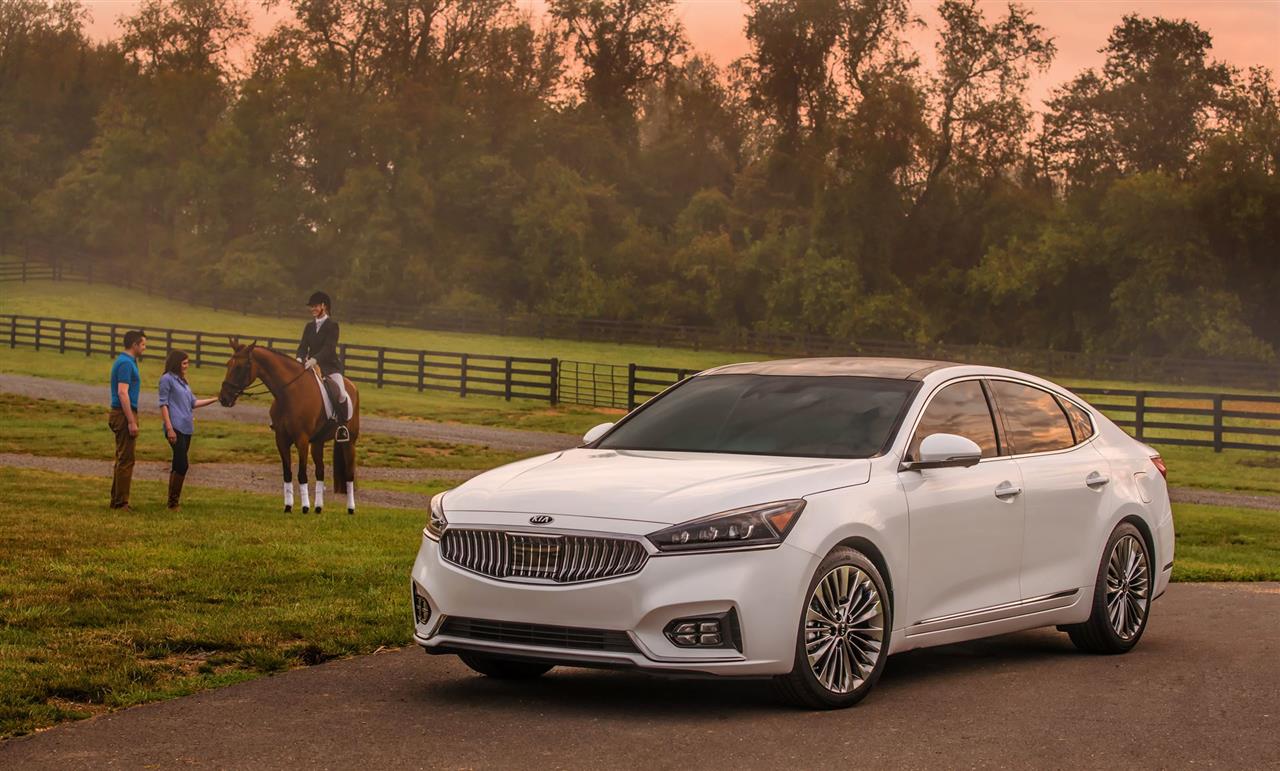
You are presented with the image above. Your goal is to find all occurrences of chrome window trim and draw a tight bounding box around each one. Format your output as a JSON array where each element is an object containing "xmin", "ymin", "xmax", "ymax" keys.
[{"xmin": 899, "ymin": 374, "xmax": 1100, "ymax": 463}]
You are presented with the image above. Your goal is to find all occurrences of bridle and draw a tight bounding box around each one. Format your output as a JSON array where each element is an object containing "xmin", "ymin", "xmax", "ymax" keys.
[{"xmin": 221, "ymin": 348, "xmax": 312, "ymax": 402}]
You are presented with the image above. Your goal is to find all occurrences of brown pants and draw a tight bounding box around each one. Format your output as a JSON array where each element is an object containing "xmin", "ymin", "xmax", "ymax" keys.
[{"xmin": 108, "ymin": 408, "xmax": 137, "ymax": 508}]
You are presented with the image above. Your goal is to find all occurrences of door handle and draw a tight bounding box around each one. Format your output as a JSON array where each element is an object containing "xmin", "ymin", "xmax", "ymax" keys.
[
  {"xmin": 1085, "ymin": 471, "xmax": 1111, "ymax": 488},
  {"xmin": 994, "ymin": 482, "xmax": 1023, "ymax": 500}
]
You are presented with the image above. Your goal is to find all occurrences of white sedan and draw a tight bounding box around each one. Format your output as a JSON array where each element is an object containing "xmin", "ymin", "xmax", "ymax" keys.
[{"xmin": 410, "ymin": 358, "xmax": 1174, "ymax": 708}]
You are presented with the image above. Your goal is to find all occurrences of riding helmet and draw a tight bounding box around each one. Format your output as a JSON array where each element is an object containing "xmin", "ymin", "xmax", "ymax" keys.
[{"xmin": 307, "ymin": 291, "xmax": 332, "ymax": 308}]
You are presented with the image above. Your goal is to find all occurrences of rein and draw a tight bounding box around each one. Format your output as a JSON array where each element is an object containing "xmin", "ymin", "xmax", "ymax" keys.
[{"xmin": 223, "ymin": 351, "xmax": 314, "ymax": 401}]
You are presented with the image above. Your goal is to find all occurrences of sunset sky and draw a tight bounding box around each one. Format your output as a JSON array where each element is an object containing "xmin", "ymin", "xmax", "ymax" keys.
[{"xmin": 84, "ymin": 0, "xmax": 1280, "ymax": 107}]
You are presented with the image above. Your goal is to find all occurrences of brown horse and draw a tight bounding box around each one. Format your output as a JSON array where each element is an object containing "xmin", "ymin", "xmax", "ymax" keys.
[{"xmin": 218, "ymin": 340, "xmax": 361, "ymax": 514}]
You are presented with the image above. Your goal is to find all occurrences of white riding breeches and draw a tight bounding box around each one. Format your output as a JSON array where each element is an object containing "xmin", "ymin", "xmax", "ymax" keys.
[{"xmin": 327, "ymin": 373, "xmax": 349, "ymax": 403}]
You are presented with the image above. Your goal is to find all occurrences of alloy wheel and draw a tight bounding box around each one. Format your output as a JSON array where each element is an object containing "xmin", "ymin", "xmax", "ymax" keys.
[
  {"xmin": 1105, "ymin": 534, "xmax": 1150, "ymax": 640},
  {"xmin": 804, "ymin": 565, "xmax": 885, "ymax": 694}
]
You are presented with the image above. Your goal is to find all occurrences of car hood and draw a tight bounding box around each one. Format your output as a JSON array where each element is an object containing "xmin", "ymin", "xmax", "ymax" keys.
[{"xmin": 443, "ymin": 448, "xmax": 871, "ymax": 525}]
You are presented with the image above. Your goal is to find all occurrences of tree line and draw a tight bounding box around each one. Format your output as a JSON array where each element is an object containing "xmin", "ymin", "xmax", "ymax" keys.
[{"xmin": 2, "ymin": 0, "xmax": 1276, "ymax": 361}]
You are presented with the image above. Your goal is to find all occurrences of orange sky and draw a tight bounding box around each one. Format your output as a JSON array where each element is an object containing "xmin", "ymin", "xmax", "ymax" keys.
[{"xmin": 85, "ymin": 0, "xmax": 1280, "ymax": 107}]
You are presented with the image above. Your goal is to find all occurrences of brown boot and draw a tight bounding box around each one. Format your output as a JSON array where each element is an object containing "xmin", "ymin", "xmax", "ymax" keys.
[{"xmin": 168, "ymin": 472, "xmax": 186, "ymax": 510}]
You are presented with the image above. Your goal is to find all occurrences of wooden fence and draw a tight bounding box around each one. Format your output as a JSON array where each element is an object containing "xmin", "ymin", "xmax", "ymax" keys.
[
  {"xmin": 5, "ymin": 256, "xmax": 1279, "ymax": 390},
  {"xmin": 4, "ymin": 313, "xmax": 1279, "ymax": 452}
]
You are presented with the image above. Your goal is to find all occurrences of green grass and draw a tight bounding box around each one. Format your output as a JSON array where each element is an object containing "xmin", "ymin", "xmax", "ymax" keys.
[
  {"xmin": 1172, "ymin": 503, "xmax": 1280, "ymax": 581},
  {"xmin": 0, "ymin": 467, "xmax": 448, "ymax": 738},
  {"xmin": 0, "ymin": 280, "xmax": 750, "ymax": 370},
  {"xmin": 0, "ymin": 393, "xmax": 532, "ymax": 470}
]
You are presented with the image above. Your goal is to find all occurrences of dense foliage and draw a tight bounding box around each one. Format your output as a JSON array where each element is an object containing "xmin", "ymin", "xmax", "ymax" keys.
[{"xmin": 2, "ymin": 0, "xmax": 1276, "ymax": 360}]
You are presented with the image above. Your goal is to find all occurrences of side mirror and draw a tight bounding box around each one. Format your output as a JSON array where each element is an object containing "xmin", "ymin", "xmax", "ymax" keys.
[
  {"xmin": 582, "ymin": 422, "xmax": 615, "ymax": 445},
  {"xmin": 904, "ymin": 433, "xmax": 983, "ymax": 471}
]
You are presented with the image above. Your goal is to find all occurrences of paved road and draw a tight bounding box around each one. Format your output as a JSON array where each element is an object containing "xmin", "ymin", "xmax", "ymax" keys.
[
  {"xmin": 0, "ymin": 373, "xmax": 579, "ymax": 453},
  {"xmin": 3, "ymin": 583, "xmax": 1277, "ymax": 769}
]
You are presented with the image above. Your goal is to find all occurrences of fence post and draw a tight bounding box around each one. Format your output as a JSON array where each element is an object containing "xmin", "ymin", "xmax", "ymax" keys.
[
  {"xmin": 1134, "ymin": 392, "xmax": 1145, "ymax": 441},
  {"xmin": 1213, "ymin": 395, "xmax": 1224, "ymax": 453},
  {"xmin": 549, "ymin": 358, "xmax": 559, "ymax": 405},
  {"xmin": 627, "ymin": 363, "xmax": 637, "ymax": 410},
  {"xmin": 8, "ymin": 316, "xmax": 14, "ymax": 349},
  {"xmin": 377, "ymin": 348, "xmax": 385, "ymax": 388},
  {"xmin": 34, "ymin": 317, "xmax": 41, "ymax": 351},
  {"xmin": 165, "ymin": 328, "xmax": 172, "ymax": 358},
  {"xmin": 85, "ymin": 321, "xmax": 92, "ymax": 356},
  {"xmin": 340, "ymin": 344, "xmax": 348, "ymax": 373},
  {"xmin": 460, "ymin": 354, "xmax": 468, "ymax": 398},
  {"xmin": 504, "ymin": 357, "xmax": 513, "ymax": 401},
  {"xmin": 110, "ymin": 324, "xmax": 118, "ymax": 356},
  {"xmin": 59, "ymin": 320, "xmax": 66, "ymax": 354},
  {"xmin": 417, "ymin": 352, "xmax": 425, "ymax": 392},
  {"xmin": 194, "ymin": 332, "xmax": 203, "ymax": 367}
]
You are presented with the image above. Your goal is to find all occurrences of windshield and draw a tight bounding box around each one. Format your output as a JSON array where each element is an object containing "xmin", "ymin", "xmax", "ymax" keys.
[{"xmin": 598, "ymin": 374, "xmax": 918, "ymax": 458}]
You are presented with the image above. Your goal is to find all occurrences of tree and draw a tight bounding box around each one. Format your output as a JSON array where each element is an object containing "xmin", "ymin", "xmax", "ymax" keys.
[
  {"xmin": 549, "ymin": 0, "xmax": 687, "ymax": 135},
  {"xmin": 1042, "ymin": 15, "xmax": 1234, "ymax": 183}
]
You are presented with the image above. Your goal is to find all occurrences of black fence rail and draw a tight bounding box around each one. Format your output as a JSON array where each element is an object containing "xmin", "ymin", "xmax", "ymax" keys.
[
  {"xmin": 3, "ymin": 314, "xmax": 557, "ymax": 403},
  {"xmin": 1072, "ymin": 388, "xmax": 1280, "ymax": 453},
  {"xmin": 6, "ymin": 256, "xmax": 1279, "ymax": 390},
  {"xmin": 5, "ymin": 313, "xmax": 1280, "ymax": 453}
]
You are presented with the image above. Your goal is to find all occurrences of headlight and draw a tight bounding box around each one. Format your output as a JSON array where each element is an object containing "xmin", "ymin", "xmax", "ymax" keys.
[
  {"xmin": 425, "ymin": 491, "xmax": 449, "ymax": 541},
  {"xmin": 647, "ymin": 500, "xmax": 806, "ymax": 553}
]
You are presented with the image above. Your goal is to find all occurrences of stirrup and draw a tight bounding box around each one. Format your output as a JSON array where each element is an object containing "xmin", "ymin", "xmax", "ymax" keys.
[{"xmin": 335, "ymin": 424, "xmax": 350, "ymax": 443}]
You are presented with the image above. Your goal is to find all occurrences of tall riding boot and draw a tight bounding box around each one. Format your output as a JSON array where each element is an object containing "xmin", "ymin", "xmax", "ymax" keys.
[{"xmin": 168, "ymin": 471, "xmax": 186, "ymax": 510}]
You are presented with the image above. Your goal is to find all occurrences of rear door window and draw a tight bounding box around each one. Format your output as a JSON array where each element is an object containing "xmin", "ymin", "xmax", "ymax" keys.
[
  {"xmin": 989, "ymin": 380, "xmax": 1075, "ymax": 454},
  {"xmin": 909, "ymin": 380, "xmax": 1000, "ymax": 460}
]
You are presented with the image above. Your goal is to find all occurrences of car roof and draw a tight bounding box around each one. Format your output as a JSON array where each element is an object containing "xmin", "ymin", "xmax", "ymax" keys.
[{"xmin": 699, "ymin": 357, "xmax": 956, "ymax": 380}]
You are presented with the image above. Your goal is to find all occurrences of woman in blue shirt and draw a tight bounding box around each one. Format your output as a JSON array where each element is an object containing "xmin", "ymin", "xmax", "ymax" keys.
[{"xmin": 158, "ymin": 350, "xmax": 218, "ymax": 509}]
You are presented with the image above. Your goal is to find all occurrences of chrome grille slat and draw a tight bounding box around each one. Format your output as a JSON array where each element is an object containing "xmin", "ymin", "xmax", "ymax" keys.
[{"xmin": 442, "ymin": 529, "xmax": 647, "ymax": 584}]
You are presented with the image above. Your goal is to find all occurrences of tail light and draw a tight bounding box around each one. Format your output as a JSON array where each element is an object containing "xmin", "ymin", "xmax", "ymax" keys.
[{"xmin": 1150, "ymin": 455, "xmax": 1167, "ymax": 480}]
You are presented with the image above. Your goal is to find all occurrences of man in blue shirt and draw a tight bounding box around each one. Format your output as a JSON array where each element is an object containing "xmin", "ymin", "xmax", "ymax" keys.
[{"xmin": 109, "ymin": 330, "xmax": 146, "ymax": 509}]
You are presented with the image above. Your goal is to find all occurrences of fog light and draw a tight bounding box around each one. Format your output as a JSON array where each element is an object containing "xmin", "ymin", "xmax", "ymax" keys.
[
  {"xmin": 413, "ymin": 588, "xmax": 432, "ymax": 627},
  {"xmin": 664, "ymin": 610, "xmax": 740, "ymax": 651}
]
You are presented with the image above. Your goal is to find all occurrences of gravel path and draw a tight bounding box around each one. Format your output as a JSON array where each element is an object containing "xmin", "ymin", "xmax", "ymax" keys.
[
  {"xmin": 0, "ymin": 372, "xmax": 579, "ymax": 453},
  {"xmin": 0, "ymin": 452, "xmax": 481, "ymax": 511}
]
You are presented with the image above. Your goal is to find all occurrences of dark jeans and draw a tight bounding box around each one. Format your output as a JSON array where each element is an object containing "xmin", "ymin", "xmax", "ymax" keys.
[{"xmin": 169, "ymin": 431, "xmax": 192, "ymax": 475}]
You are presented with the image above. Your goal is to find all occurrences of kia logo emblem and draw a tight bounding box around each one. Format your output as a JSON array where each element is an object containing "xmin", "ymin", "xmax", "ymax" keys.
[{"xmin": 529, "ymin": 515, "xmax": 554, "ymax": 525}]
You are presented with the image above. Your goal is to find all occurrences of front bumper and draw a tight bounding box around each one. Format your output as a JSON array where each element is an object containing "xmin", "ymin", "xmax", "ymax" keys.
[{"xmin": 410, "ymin": 518, "xmax": 819, "ymax": 677}]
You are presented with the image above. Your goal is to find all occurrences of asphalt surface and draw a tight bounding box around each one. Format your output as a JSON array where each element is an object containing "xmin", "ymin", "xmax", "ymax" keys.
[
  {"xmin": 0, "ymin": 373, "xmax": 579, "ymax": 453},
  {"xmin": 3, "ymin": 583, "xmax": 1277, "ymax": 769}
]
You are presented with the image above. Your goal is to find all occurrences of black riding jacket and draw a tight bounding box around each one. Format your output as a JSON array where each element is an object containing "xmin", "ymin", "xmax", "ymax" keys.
[{"xmin": 296, "ymin": 318, "xmax": 343, "ymax": 376}]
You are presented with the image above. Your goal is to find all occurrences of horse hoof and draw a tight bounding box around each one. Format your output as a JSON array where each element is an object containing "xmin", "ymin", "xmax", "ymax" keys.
[
  {"xmin": 347, "ymin": 508, "xmax": 355, "ymax": 515},
  {"xmin": 284, "ymin": 505, "xmax": 292, "ymax": 513},
  {"xmin": 314, "ymin": 507, "xmax": 322, "ymax": 514},
  {"xmin": 302, "ymin": 506, "xmax": 309, "ymax": 513}
]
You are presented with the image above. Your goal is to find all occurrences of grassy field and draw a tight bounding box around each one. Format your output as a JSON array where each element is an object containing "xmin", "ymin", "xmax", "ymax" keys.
[
  {"xmin": 0, "ymin": 393, "xmax": 531, "ymax": 470},
  {"xmin": 5, "ymin": 279, "xmax": 1278, "ymax": 397},
  {"xmin": 1, "ymin": 466, "xmax": 1275, "ymax": 738},
  {"xmin": 0, "ymin": 280, "xmax": 749, "ymax": 371},
  {"xmin": 0, "ymin": 467, "xmax": 447, "ymax": 738}
]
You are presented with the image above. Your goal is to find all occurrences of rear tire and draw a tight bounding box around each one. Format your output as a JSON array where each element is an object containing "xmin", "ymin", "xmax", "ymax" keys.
[
  {"xmin": 1065, "ymin": 522, "xmax": 1152, "ymax": 654},
  {"xmin": 458, "ymin": 652, "xmax": 554, "ymax": 680},
  {"xmin": 774, "ymin": 547, "xmax": 891, "ymax": 709}
]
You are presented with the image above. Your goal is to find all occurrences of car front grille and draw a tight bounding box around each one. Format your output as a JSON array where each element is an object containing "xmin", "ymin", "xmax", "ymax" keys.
[
  {"xmin": 439, "ymin": 617, "xmax": 639, "ymax": 653},
  {"xmin": 440, "ymin": 529, "xmax": 648, "ymax": 583}
]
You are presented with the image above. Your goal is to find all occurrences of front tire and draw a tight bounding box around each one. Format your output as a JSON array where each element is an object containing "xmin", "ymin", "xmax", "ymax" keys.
[
  {"xmin": 1066, "ymin": 522, "xmax": 1152, "ymax": 654},
  {"xmin": 458, "ymin": 652, "xmax": 554, "ymax": 680},
  {"xmin": 774, "ymin": 547, "xmax": 891, "ymax": 709}
]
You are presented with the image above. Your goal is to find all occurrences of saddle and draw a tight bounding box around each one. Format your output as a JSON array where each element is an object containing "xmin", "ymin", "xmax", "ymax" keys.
[{"xmin": 309, "ymin": 368, "xmax": 351, "ymax": 443}]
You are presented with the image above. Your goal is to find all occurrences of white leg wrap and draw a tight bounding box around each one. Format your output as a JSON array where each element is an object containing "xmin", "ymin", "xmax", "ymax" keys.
[
  {"xmin": 299, "ymin": 483, "xmax": 311, "ymax": 510},
  {"xmin": 315, "ymin": 481, "xmax": 325, "ymax": 509},
  {"xmin": 347, "ymin": 484, "xmax": 356, "ymax": 512},
  {"xmin": 284, "ymin": 482, "xmax": 294, "ymax": 508}
]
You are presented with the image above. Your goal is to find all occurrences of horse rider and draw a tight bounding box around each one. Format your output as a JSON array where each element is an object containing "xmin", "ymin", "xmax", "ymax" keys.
[{"xmin": 296, "ymin": 290, "xmax": 351, "ymax": 442}]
